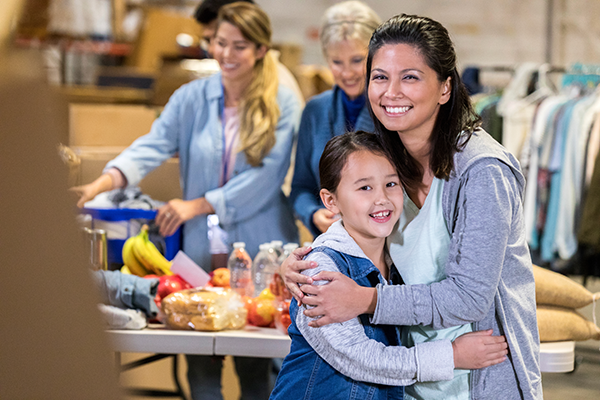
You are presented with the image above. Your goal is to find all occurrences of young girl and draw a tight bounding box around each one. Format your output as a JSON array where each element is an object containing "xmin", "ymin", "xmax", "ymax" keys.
[{"xmin": 270, "ymin": 131, "xmax": 507, "ymax": 400}]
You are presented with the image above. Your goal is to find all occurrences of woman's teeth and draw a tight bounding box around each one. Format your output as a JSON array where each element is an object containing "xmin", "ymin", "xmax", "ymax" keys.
[{"xmin": 384, "ymin": 106, "xmax": 410, "ymax": 114}]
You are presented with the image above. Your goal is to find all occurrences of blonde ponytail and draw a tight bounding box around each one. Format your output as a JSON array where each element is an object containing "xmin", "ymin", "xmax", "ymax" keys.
[
  {"xmin": 218, "ymin": 2, "xmax": 280, "ymax": 167},
  {"xmin": 238, "ymin": 50, "xmax": 279, "ymax": 166}
]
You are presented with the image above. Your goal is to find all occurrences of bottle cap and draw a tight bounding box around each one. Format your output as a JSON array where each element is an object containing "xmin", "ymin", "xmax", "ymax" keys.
[
  {"xmin": 259, "ymin": 243, "xmax": 270, "ymax": 250},
  {"xmin": 233, "ymin": 242, "xmax": 246, "ymax": 248},
  {"xmin": 271, "ymin": 240, "xmax": 283, "ymax": 248},
  {"xmin": 284, "ymin": 243, "xmax": 299, "ymax": 251}
]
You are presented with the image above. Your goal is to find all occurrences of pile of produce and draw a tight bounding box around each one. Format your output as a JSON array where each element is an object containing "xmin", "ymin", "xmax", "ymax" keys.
[{"xmin": 118, "ymin": 228, "xmax": 293, "ymax": 333}]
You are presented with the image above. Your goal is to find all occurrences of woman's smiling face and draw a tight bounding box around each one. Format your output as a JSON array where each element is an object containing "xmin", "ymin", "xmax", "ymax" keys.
[
  {"xmin": 326, "ymin": 38, "xmax": 368, "ymax": 100},
  {"xmin": 368, "ymin": 43, "xmax": 451, "ymax": 142},
  {"xmin": 212, "ymin": 21, "xmax": 266, "ymax": 84}
]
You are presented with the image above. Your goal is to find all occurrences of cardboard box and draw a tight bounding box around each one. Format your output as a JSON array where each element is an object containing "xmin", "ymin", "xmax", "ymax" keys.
[
  {"xmin": 273, "ymin": 43, "xmax": 303, "ymax": 75},
  {"xmin": 126, "ymin": 7, "xmax": 203, "ymax": 73},
  {"xmin": 69, "ymin": 103, "xmax": 162, "ymax": 147},
  {"xmin": 75, "ymin": 147, "xmax": 182, "ymax": 202},
  {"xmin": 151, "ymin": 58, "xmax": 199, "ymax": 106},
  {"xmin": 295, "ymin": 65, "xmax": 334, "ymax": 101}
]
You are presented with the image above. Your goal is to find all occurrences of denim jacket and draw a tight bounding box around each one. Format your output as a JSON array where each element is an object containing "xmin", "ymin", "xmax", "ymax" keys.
[
  {"xmin": 106, "ymin": 73, "xmax": 301, "ymax": 268},
  {"xmin": 289, "ymin": 86, "xmax": 374, "ymax": 237},
  {"xmin": 91, "ymin": 270, "xmax": 158, "ymax": 318},
  {"xmin": 270, "ymin": 245, "xmax": 404, "ymax": 400}
]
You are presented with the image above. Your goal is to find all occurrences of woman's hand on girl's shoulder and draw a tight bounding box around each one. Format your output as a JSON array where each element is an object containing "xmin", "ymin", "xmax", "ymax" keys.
[
  {"xmin": 301, "ymin": 271, "xmax": 377, "ymax": 327},
  {"xmin": 280, "ymin": 246, "xmax": 316, "ymax": 304}
]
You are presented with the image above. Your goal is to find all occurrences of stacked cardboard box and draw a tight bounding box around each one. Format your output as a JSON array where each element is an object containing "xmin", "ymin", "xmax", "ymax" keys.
[{"xmin": 69, "ymin": 103, "xmax": 182, "ymax": 202}]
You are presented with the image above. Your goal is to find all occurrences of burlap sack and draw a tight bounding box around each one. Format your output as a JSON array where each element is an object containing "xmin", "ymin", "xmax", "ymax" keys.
[
  {"xmin": 532, "ymin": 264, "xmax": 599, "ymax": 308},
  {"xmin": 537, "ymin": 305, "xmax": 600, "ymax": 342}
]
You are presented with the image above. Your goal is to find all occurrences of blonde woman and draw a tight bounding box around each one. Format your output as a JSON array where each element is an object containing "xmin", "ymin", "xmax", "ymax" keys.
[
  {"xmin": 74, "ymin": 5, "xmax": 301, "ymax": 398},
  {"xmin": 75, "ymin": 3, "xmax": 300, "ymax": 270},
  {"xmin": 290, "ymin": 1, "xmax": 381, "ymax": 237}
]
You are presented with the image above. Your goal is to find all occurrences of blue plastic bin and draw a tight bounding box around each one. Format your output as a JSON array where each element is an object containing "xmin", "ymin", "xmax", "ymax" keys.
[{"xmin": 81, "ymin": 208, "xmax": 182, "ymax": 265}]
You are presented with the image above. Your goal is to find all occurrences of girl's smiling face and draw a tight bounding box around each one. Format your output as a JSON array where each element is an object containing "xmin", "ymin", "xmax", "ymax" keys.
[
  {"xmin": 368, "ymin": 43, "xmax": 451, "ymax": 143},
  {"xmin": 320, "ymin": 150, "xmax": 404, "ymax": 244}
]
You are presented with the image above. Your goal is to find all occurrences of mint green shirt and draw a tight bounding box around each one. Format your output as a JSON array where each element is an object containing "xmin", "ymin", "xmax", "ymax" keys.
[{"xmin": 388, "ymin": 177, "xmax": 472, "ymax": 400}]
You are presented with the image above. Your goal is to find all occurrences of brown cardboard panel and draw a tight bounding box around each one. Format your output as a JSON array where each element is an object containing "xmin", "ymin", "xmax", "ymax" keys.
[
  {"xmin": 1, "ymin": 47, "xmax": 122, "ymax": 399},
  {"xmin": 69, "ymin": 103, "xmax": 161, "ymax": 147}
]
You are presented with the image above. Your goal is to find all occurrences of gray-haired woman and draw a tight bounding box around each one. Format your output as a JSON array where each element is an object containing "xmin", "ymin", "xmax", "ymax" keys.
[{"xmin": 290, "ymin": 1, "xmax": 381, "ymax": 237}]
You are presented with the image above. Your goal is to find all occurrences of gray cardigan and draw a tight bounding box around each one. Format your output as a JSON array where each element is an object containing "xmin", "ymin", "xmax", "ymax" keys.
[{"xmin": 373, "ymin": 129, "xmax": 542, "ymax": 400}]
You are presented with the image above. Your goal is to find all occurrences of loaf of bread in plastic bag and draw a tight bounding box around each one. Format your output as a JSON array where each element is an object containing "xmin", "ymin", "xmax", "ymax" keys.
[{"xmin": 161, "ymin": 287, "xmax": 247, "ymax": 331}]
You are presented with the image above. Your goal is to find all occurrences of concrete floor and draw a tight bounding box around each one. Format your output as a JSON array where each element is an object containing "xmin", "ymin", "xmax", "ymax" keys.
[{"xmin": 541, "ymin": 276, "xmax": 600, "ymax": 400}]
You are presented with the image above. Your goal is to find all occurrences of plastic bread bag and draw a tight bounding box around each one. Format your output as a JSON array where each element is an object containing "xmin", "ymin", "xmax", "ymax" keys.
[{"xmin": 161, "ymin": 287, "xmax": 247, "ymax": 331}]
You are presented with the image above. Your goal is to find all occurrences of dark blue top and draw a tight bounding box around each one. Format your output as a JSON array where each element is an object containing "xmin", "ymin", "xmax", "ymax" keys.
[
  {"xmin": 341, "ymin": 90, "xmax": 367, "ymax": 131},
  {"xmin": 289, "ymin": 86, "xmax": 375, "ymax": 237}
]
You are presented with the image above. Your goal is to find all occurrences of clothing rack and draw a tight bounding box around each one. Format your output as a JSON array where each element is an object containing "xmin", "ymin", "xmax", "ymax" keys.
[
  {"xmin": 476, "ymin": 65, "xmax": 566, "ymax": 74},
  {"xmin": 467, "ymin": 63, "xmax": 600, "ymax": 284}
]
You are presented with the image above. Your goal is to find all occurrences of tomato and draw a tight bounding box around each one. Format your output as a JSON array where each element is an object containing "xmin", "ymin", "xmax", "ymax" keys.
[{"xmin": 274, "ymin": 299, "xmax": 292, "ymax": 334}]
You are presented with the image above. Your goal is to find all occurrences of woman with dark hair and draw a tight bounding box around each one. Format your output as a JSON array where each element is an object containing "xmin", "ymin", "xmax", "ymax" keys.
[
  {"xmin": 282, "ymin": 14, "xmax": 541, "ymax": 400},
  {"xmin": 271, "ymin": 131, "xmax": 507, "ymax": 400}
]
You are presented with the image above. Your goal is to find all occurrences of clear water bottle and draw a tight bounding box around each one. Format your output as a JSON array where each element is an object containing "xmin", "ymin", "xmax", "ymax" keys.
[
  {"xmin": 278, "ymin": 242, "xmax": 299, "ymax": 266},
  {"xmin": 252, "ymin": 243, "xmax": 279, "ymax": 297},
  {"xmin": 228, "ymin": 242, "xmax": 254, "ymax": 297},
  {"xmin": 270, "ymin": 240, "xmax": 284, "ymax": 259}
]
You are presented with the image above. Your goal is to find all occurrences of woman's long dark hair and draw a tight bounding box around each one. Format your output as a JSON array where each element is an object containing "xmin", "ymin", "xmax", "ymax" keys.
[{"xmin": 365, "ymin": 14, "xmax": 481, "ymax": 189}]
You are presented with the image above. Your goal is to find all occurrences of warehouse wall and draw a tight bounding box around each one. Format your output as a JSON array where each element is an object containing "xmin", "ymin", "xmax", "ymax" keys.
[{"xmin": 258, "ymin": 0, "xmax": 600, "ymax": 69}]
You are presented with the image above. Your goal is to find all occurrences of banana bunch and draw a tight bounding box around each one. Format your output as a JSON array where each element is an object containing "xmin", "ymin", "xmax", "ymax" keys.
[{"xmin": 122, "ymin": 224, "xmax": 174, "ymax": 277}]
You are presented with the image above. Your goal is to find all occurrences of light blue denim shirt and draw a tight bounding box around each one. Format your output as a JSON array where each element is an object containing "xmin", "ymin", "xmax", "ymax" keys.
[{"xmin": 106, "ymin": 73, "xmax": 301, "ymax": 270}]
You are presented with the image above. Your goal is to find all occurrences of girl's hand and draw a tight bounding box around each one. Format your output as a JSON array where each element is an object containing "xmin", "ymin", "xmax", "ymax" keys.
[
  {"xmin": 156, "ymin": 199, "xmax": 203, "ymax": 237},
  {"xmin": 301, "ymin": 271, "xmax": 377, "ymax": 327},
  {"xmin": 280, "ymin": 246, "xmax": 316, "ymax": 303},
  {"xmin": 452, "ymin": 329, "xmax": 508, "ymax": 370},
  {"xmin": 312, "ymin": 208, "xmax": 339, "ymax": 233}
]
